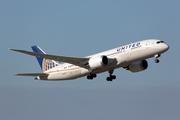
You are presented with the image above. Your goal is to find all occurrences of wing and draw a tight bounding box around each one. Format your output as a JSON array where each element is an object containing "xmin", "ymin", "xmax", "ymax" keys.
[{"xmin": 9, "ymin": 48, "xmax": 89, "ymax": 69}]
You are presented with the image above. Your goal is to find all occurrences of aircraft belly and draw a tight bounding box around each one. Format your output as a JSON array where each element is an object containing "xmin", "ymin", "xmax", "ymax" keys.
[{"xmin": 47, "ymin": 69, "xmax": 82, "ymax": 80}]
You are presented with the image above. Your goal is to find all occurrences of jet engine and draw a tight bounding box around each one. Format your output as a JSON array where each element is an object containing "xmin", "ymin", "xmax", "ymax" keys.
[
  {"xmin": 89, "ymin": 55, "xmax": 108, "ymax": 69},
  {"xmin": 128, "ymin": 60, "xmax": 148, "ymax": 72}
]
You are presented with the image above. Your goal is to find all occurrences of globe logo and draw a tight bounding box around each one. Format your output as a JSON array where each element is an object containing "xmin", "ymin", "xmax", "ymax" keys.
[{"xmin": 42, "ymin": 59, "xmax": 57, "ymax": 72}]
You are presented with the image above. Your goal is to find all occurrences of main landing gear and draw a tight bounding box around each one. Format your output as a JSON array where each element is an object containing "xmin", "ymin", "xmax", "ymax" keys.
[
  {"xmin": 106, "ymin": 70, "xmax": 116, "ymax": 81},
  {"xmin": 154, "ymin": 54, "xmax": 161, "ymax": 63},
  {"xmin": 87, "ymin": 69, "xmax": 116, "ymax": 81},
  {"xmin": 87, "ymin": 73, "xmax": 97, "ymax": 80}
]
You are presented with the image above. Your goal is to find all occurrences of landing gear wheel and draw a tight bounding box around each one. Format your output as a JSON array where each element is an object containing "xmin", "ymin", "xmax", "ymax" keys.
[
  {"xmin": 107, "ymin": 75, "xmax": 116, "ymax": 81},
  {"xmin": 87, "ymin": 74, "xmax": 97, "ymax": 80},
  {"xmin": 92, "ymin": 74, "xmax": 97, "ymax": 78},
  {"xmin": 87, "ymin": 75, "xmax": 93, "ymax": 80},
  {"xmin": 106, "ymin": 77, "xmax": 112, "ymax": 81},
  {"xmin": 155, "ymin": 59, "xmax": 159, "ymax": 63},
  {"xmin": 110, "ymin": 75, "xmax": 116, "ymax": 79}
]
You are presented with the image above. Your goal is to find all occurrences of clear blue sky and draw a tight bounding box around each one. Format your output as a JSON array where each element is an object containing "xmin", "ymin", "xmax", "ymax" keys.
[{"xmin": 1, "ymin": 0, "xmax": 180, "ymax": 120}]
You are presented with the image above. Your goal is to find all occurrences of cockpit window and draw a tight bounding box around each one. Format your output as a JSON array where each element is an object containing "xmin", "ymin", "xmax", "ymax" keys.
[
  {"xmin": 157, "ymin": 41, "xmax": 161, "ymax": 44},
  {"xmin": 157, "ymin": 41, "xmax": 164, "ymax": 44}
]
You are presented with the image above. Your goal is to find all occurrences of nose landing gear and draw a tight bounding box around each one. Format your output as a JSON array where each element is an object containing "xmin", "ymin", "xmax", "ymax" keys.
[
  {"xmin": 154, "ymin": 54, "xmax": 161, "ymax": 63},
  {"xmin": 155, "ymin": 59, "xmax": 159, "ymax": 63}
]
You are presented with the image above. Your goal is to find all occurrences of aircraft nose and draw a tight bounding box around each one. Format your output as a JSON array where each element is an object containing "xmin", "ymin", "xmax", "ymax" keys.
[
  {"xmin": 163, "ymin": 43, "xmax": 169, "ymax": 52},
  {"xmin": 165, "ymin": 44, "xmax": 169, "ymax": 50}
]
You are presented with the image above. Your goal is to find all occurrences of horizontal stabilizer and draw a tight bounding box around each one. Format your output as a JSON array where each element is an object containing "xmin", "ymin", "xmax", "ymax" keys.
[{"xmin": 15, "ymin": 73, "xmax": 48, "ymax": 76}]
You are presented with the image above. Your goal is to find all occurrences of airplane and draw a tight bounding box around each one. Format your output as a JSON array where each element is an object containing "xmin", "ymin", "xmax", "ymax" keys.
[{"xmin": 10, "ymin": 39, "xmax": 169, "ymax": 81}]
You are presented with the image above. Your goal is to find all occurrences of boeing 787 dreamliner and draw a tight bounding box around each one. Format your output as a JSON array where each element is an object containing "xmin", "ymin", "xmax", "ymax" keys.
[{"xmin": 10, "ymin": 39, "xmax": 169, "ymax": 81}]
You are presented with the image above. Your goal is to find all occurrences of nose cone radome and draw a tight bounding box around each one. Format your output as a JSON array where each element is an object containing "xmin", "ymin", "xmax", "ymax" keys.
[
  {"xmin": 156, "ymin": 43, "xmax": 169, "ymax": 54},
  {"xmin": 164, "ymin": 44, "xmax": 170, "ymax": 52}
]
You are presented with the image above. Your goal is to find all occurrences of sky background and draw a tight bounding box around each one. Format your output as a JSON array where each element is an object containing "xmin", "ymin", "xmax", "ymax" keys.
[{"xmin": 0, "ymin": 0, "xmax": 180, "ymax": 120}]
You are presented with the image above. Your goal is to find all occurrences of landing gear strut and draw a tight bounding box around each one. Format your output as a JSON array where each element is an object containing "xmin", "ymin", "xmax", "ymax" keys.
[
  {"xmin": 106, "ymin": 70, "xmax": 116, "ymax": 81},
  {"xmin": 154, "ymin": 54, "xmax": 161, "ymax": 63}
]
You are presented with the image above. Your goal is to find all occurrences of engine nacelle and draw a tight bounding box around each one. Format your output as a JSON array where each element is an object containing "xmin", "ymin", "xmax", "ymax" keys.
[
  {"xmin": 128, "ymin": 60, "xmax": 148, "ymax": 72},
  {"xmin": 89, "ymin": 55, "xmax": 108, "ymax": 69}
]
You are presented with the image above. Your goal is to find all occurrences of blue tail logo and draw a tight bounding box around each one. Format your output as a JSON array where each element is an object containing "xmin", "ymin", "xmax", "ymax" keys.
[{"xmin": 31, "ymin": 46, "xmax": 58, "ymax": 72}]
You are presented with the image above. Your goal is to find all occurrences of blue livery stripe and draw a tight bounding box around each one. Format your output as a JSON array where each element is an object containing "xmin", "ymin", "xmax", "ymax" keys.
[
  {"xmin": 31, "ymin": 46, "xmax": 45, "ymax": 70},
  {"xmin": 31, "ymin": 46, "xmax": 58, "ymax": 72}
]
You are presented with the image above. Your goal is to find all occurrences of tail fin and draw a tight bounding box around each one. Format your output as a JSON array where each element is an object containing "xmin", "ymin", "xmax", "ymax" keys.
[{"xmin": 31, "ymin": 46, "xmax": 58, "ymax": 72}]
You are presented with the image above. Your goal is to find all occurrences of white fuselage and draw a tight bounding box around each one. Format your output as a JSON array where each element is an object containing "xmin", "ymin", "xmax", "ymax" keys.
[{"xmin": 38, "ymin": 39, "xmax": 169, "ymax": 80}]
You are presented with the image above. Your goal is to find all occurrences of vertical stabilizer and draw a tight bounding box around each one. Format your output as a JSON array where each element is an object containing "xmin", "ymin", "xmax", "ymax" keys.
[{"xmin": 31, "ymin": 46, "xmax": 58, "ymax": 72}]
